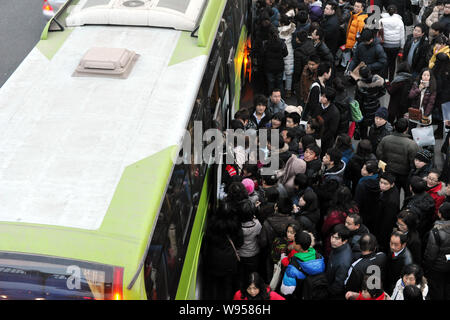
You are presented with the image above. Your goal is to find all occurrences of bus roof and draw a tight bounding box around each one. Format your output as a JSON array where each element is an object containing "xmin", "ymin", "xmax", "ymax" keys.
[{"xmin": 0, "ymin": 17, "xmax": 215, "ymax": 269}]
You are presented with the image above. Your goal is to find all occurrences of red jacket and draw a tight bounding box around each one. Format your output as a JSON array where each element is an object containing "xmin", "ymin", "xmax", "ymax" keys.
[
  {"xmin": 356, "ymin": 291, "xmax": 386, "ymax": 300},
  {"xmin": 426, "ymin": 182, "xmax": 445, "ymax": 220},
  {"xmin": 233, "ymin": 287, "xmax": 285, "ymax": 300}
]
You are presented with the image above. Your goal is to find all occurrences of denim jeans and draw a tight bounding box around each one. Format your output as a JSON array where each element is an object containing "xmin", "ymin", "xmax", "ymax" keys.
[{"xmin": 265, "ymin": 72, "xmax": 284, "ymax": 96}]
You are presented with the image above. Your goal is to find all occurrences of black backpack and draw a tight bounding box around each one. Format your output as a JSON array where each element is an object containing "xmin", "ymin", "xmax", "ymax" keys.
[{"xmin": 290, "ymin": 253, "xmax": 329, "ymax": 300}]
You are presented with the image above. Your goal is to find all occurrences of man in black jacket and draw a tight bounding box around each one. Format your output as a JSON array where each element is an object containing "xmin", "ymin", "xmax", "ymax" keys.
[
  {"xmin": 327, "ymin": 224, "xmax": 353, "ymax": 299},
  {"xmin": 319, "ymin": 86, "xmax": 340, "ymax": 156},
  {"xmin": 423, "ymin": 202, "xmax": 450, "ymax": 300},
  {"xmin": 348, "ymin": 29, "xmax": 387, "ymax": 76},
  {"xmin": 402, "ymin": 23, "xmax": 430, "ymax": 77},
  {"xmin": 375, "ymin": 172, "xmax": 400, "ymax": 253},
  {"xmin": 402, "ymin": 176, "xmax": 436, "ymax": 240},
  {"xmin": 320, "ymin": 1, "xmax": 341, "ymax": 55},
  {"xmin": 311, "ymin": 27, "xmax": 334, "ymax": 67},
  {"xmin": 345, "ymin": 213, "xmax": 370, "ymax": 261},
  {"xmin": 344, "ymin": 233, "xmax": 387, "ymax": 293},
  {"xmin": 386, "ymin": 230, "xmax": 413, "ymax": 293}
]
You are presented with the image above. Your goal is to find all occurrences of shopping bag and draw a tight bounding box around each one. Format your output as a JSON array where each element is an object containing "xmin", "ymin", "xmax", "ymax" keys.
[
  {"xmin": 269, "ymin": 260, "xmax": 282, "ymax": 290},
  {"xmin": 411, "ymin": 125, "xmax": 435, "ymax": 147}
]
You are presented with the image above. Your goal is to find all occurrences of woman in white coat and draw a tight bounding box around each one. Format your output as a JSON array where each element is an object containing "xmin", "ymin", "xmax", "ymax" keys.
[
  {"xmin": 391, "ymin": 264, "xmax": 429, "ymax": 300},
  {"xmin": 278, "ymin": 16, "xmax": 296, "ymax": 97},
  {"xmin": 379, "ymin": 5, "xmax": 406, "ymax": 81}
]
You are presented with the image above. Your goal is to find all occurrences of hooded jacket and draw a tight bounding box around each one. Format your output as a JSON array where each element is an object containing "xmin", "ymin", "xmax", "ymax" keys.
[
  {"xmin": 309, "ymin": 0, "xmax": 323, "ymax": 22},
  {"xmin": 429, "ymin": 44, "xmax": 450, "ymax": 69},
  {"xmin": 278, "ymin": 22, "xmax": 297, "ymax": 75},
  {"xmin": 355, "ymin": 74, "xmax": 386, "ymax": 121},
  {"xmin": 386, "ymin": 72, "xmax": 413, "ymax": 119},
  {"xmin": 379, "ymin": 13, "xmax": 405, "ymax": 48},
  {"xmin": 295, "ymin": 191, "xmax": 320, "ymax": 231},
  {"xmin": 280, "ymin": 154, "xmax": 307, "ymax": 196},
  {"xmin": 280, "ymin": 247, "xmax": 326, "ymax": 295}
]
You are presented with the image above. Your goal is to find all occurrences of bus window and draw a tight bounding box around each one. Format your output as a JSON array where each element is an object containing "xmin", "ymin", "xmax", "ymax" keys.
[{"xmin": 0, "ymin": 252, "xmax": 121, "ymax": 300}]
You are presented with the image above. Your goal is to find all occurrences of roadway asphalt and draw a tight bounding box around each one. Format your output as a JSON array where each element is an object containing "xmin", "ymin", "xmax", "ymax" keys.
[{"xmin": 0, "ymin": 0, "xmax": 46, "ymax": 87}]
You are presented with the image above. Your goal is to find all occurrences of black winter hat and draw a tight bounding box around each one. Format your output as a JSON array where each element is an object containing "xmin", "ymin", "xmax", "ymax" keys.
[
  {"xmin": 375, "ymin": 107, "xmax": 389, "ymax": 121},
  {"xmin": 439, "ymin": 202, "xmax": 450, "ymax": 220},
  {"xmin": 415, "ymin": 149, "xmax": 433, "ymax": 164}
]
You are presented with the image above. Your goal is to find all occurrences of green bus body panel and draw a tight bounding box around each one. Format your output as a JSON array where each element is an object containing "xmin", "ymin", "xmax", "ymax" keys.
[
  {"xmin": 197, "ymin": 0, "xmax": 226, "ymax": 48},
  {"xmin": 168, "ymin": 32, "xmax": 209, "ymax": 67},
  {"xmin": 175, "ymin": 167, "xmax": 211, "ymax": 300},
  {"xmin": 0, "ymin": 145, "xmax": 177, "ymax": 299}
]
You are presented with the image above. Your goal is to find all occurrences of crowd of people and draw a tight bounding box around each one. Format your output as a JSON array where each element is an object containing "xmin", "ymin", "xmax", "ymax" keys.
[{"xmin": 201, "ymin": 0, "xmax": 450, "ymax": 301}]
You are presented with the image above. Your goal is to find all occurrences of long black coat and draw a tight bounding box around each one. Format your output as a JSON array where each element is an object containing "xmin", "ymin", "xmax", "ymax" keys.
[
  {"xmin": 354, "ymin": 175, "xmax": 380, "ymax": 232},
  {"xmin": 263, "ymin": 38, "xmax": 288, "ymax": 74},
  {"xmin": 386, "ymin": 72, "xmax": 413, "ymax": 122},
  {"xmin": 293, "ymin": 39, "xmax": 316, "ymax": 78},
  {"xmin": 374, "ymin": 186, "xmax": 400, "ymax": 253},
  {"xmin": 320, "ymin": 103, "xmax": 341, "ymax": 156},
  {"xmin": 321, "ymin": 14, "xmax": 341, "ymax": 55}
]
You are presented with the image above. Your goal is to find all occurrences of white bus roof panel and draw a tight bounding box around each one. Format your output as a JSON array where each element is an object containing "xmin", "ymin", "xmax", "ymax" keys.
[
  {"xmin": 0, "ymin": 26, "xmax": 207, "ymax": 230},
  {"xmin": 65, "ymin": 0, "xmax": 206, "ymax": 31}
]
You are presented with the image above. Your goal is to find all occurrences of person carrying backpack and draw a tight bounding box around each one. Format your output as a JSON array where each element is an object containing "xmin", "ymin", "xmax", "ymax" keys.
[
  {"xmin": 280, "ymin": 231, "xmax": 328, "ymax": 299},
  {"xmin": 423, "ymin": 202, "xmax": 450, "ymax": 299}
]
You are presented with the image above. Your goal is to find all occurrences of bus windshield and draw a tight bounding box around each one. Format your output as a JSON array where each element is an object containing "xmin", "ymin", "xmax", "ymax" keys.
[{"xmin": 0, "ymin": 252, "xmax": 122, "ymax": 300}]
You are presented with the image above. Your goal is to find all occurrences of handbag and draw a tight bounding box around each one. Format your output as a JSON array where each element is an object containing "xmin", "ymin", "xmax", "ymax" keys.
[
  {"xmin": 408, "ymin": 107, "xmax": 422, "ymax": 121},
  {"xmin": 269, "ymin": 260, "xmax": 282, "ymax": 290},
  {"xmin": 412, "ymin": 125, "xmax": 435, "ymax": 146},
  {"xmin": 227, "ymin": 235, "xmax": 241, "ymax": 262}
]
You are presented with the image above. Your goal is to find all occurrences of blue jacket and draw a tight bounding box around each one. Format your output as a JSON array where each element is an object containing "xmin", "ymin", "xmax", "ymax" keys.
[{"xmin": 280, "ymin": 248, "xmax": 326, "ymax": 295}]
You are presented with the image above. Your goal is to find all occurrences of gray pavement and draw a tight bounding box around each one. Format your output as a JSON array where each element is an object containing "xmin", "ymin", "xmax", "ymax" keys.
[{"xmin": 0, "ymin": 0, "xmax": 46, "ymax": 87}]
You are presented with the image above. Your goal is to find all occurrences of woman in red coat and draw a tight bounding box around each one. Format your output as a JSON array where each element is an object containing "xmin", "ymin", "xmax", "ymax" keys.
[
  {"xmin": 233, "ymin": 272, "xmax": 285, "ymax": 300},
  {"xmin": 321, "ymin": 186, "xmax": 359, "ymax": 258},
  {"xmin": 425, "ymin": 169, "xmax": 446, "ymax": 221}
]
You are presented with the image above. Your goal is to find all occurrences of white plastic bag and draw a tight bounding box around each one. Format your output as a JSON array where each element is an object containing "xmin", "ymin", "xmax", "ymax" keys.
[
  {"xmin": 412, "ymin": 125, "xmax": 435, "ymax": 147},
  {"xmin": 269, "ymin": 260, "xmax": 282, "ymax": 290}
]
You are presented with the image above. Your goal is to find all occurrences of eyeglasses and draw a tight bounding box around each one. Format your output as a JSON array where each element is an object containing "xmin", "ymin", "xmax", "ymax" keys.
[{"xmin": 426, "ymin": 176, "xmax": 439, "ymax": 182}]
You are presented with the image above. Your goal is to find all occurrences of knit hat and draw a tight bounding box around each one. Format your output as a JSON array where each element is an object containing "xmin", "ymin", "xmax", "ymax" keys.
[
  {"xmin": 241, "ymin": 178, "xmax": 255, "ymax": 195},
  {"xmin": 415, "ymin": 149, "xmax": 433, "ymax": 164},
  {"xmin": 375, "ymin": 107, "xmax": 389, "ymax": 121}
]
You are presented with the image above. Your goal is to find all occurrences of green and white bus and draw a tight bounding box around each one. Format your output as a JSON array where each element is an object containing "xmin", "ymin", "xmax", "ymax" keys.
[{"xmin": 0, "ymin": 0, "xmax": 251, "ymax": 300}]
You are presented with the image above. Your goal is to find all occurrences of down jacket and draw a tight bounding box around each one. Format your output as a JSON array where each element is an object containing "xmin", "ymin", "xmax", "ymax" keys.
[
  {"xmin": 376, "ymin": 132, "xmax": 420, "ymax": 176},
  {"xmin": 355, "ymin": 74, "xmax": 386, "ymax": 122},
  {"xmin": 345, "ymin": 11, "xmax": 368, "ymax": 49},
  {"xmin": 379, "ymin": 13, "xmax": 405, "ymax": 48},
  {"xmin": 278, "ymin": 23, "xmax": 296, "ymax": 78},
  {"xmin": 280, "ymin": 248, "xmax": 326, "ymax": 295},
  {"xmin": 349, "ymin": 39, "xmax": 387, "ymax": 74},
  {"xmin": 423, "ymin": 220, "xmax": 450, "ymax": 273}
]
